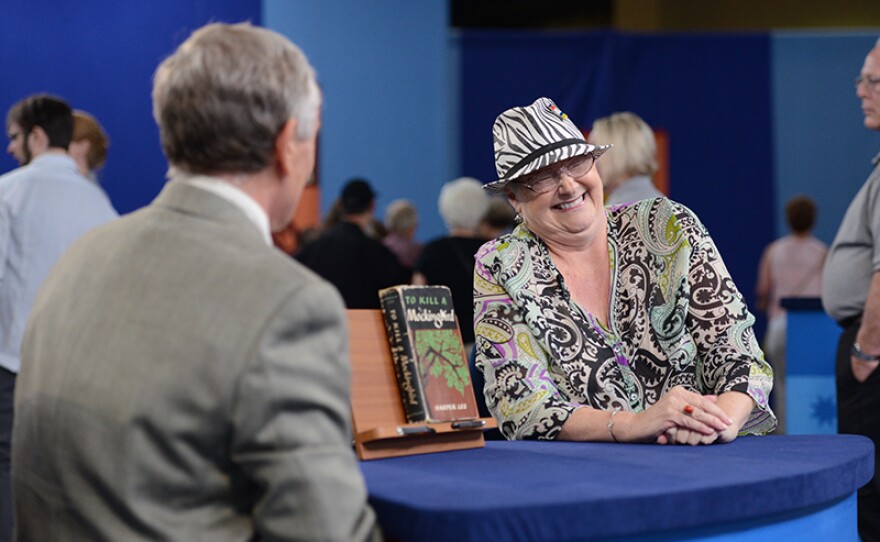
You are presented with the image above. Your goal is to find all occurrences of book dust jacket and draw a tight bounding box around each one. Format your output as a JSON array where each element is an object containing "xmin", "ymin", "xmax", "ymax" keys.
[{"xmin": 379, "ymin": 285, "xmax": 479, "ymax": 423}]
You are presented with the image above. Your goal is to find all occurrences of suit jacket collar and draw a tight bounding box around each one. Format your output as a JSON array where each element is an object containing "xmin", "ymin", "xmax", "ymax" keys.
[{"xmin": 152, "ymin": 180, "xmax": 267, "ymax": 246}]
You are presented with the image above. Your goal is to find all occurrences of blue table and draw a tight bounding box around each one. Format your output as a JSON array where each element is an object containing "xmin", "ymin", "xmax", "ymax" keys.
[{"xmin": 360, "ymin": 435, "xmax": 873, "ymax": 541}]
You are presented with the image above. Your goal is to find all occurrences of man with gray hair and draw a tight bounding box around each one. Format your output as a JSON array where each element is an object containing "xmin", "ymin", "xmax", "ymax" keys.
[
  {"xmin": 12, "ymin": 23, "xmax": 379, "ymax": 541},
  {"xmin": 823, "ymin": 36, "xmax": 880, "ymax": 541}
]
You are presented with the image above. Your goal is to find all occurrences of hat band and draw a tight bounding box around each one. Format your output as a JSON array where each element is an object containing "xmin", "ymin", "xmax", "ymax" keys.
[{"xmin": 503, "ymin": 138, "xmax": 586, "ymax": 180}]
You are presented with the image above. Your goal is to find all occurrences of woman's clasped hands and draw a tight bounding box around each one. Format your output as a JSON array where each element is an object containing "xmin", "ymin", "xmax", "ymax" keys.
[{"xmin": 616, "ymin": 387, "xmax": 736, "ymax": 446}]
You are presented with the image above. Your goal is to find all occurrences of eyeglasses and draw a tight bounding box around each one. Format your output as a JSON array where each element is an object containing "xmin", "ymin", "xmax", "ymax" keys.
[
  {"xmin": 516, "ymin": 154, "xmax": 596, "ymax": 194},
  {"xmin": 855, "ymin": 75, "xmax": 880, "ymax": 93}
]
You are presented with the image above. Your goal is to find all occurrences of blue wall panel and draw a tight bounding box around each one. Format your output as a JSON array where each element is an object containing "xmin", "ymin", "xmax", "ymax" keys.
[
  {"xmin": 264, "ymin": 0, "xmax": 452, "ymax": 241},
  {"xmin": 771, "ymin": 32, "xmax": 880, "ymax": 244},
  {"xmin": 0, "ymin": 0, "xmax": 261, "ymax": 215}
]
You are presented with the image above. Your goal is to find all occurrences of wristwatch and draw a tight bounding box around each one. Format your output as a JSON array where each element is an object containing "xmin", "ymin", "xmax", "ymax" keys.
[{"xmin": 851, "ymin": 342, "xmax": 880, "ymax": 362}]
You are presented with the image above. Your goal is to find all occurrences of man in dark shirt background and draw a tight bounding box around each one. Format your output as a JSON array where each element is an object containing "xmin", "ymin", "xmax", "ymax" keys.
[{"xmin": 297, "ymin": 178, "xmax": 410, "ymax": 308}]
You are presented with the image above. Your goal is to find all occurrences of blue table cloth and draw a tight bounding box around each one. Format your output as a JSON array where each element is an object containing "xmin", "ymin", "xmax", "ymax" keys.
[{"xmin": 360, "ymin": 435, "xmax": 873, "ymax": 541}]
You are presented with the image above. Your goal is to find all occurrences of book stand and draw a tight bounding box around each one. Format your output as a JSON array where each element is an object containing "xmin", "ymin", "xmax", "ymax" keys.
[{"xmin": 347, "ymin": 309, "xmax": 497, "ymax": 460}]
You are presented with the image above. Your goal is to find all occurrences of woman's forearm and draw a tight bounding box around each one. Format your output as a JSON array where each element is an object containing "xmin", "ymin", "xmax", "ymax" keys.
[
  {"xmin": 558, "ymin": 406, "xmax": 624, "ymax": 442},
  {"xmin": 559, "ymin": 387, "xmax": 733, "ymax": 443}
]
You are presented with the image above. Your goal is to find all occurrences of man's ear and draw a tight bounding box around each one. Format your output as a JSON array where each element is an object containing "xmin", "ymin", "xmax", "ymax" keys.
[
  {"xmin": 274, "ymin": 118, "xmax": 299, "ymax": 177},
  {"xmin": 28, "ymin": 126, "xmax": 49, "ymax": 154}
]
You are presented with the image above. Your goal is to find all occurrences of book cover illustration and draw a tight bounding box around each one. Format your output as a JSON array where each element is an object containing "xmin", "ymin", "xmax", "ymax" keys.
[{"xmin": 379, "ymin": 285, "xmax": 479, "ymax": 423}]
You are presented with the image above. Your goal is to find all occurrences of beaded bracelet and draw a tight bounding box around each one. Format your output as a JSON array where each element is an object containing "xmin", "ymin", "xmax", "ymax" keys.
[{"xmin": 607, "ymin": 407, "xmax": 622, "ymax": 442}]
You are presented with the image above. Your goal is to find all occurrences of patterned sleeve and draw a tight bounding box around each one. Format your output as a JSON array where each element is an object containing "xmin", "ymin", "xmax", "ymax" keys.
[
  {"xmin": 472, "ymin": 239, "xmax": 577, "ymax": 440},
  {"xmin": 672, "ymin": 202, "xmax": 777, "ymax": 435}
]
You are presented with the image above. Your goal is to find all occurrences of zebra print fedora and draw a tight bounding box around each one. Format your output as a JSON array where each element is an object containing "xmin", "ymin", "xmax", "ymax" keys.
[{"xmin": 484, "ymin": 97, "xmax": 611, "ymax": 193}]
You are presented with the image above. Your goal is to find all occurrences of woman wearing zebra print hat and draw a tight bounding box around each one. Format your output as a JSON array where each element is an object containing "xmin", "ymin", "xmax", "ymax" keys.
[{"xmin": 473, "ymin": 97, "xmax": 776, "ymax": 446}]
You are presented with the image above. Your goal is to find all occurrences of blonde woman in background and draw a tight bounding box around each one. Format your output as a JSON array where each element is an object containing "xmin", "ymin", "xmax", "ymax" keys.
[{"xmin": 587, "ymin": 112, "xmax": 663, "ymax": 206}]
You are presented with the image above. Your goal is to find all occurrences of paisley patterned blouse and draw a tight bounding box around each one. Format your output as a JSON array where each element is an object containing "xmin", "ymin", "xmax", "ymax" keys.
[{"xmin": 473, "ymin": 198, "xmax": 776, "ymax": 440}]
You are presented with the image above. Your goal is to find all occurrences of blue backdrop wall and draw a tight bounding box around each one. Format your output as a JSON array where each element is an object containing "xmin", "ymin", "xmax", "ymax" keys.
[
  {"xmin": 0, "ymin": 0, "xmax": 262, "ymax": 215},
  {"xmin": 2, "ymin": 3, "xmax": 879, "ymax": 326}
]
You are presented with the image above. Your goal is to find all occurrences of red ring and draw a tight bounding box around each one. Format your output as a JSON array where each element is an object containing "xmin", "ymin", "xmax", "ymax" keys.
[{"xmin": 684, "ymin": 405, "xmax": 695, "ymax": 415}]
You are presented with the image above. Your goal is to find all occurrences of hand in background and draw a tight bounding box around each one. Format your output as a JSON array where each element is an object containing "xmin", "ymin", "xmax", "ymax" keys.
[{"xmin": 851, "ymin": 356, "xmax": 879, "ymax": 383}]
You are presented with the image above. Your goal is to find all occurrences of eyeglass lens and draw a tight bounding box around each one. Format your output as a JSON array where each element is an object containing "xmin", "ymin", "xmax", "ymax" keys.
[{"xmin": 526, "ymin": 155, "xmax": 594, "ymax": 193}]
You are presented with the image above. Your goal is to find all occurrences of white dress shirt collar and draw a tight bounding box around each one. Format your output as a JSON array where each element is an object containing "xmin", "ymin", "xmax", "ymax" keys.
[{"xmin": 173, "ymin": 173, "xmax": 272, "ymax": 246}]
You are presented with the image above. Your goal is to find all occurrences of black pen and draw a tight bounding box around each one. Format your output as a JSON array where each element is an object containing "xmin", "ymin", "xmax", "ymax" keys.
[
  {"xmin": 396, "ymin": 425, "xmax": 436, "ymax": 436},
  {"xmin": 451, "ymin": 420, "xmax": 486, "ymax": 429}
]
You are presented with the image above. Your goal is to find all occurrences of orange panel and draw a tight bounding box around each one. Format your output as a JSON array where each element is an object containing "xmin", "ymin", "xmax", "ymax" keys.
[
  {"xmin": 272, "ymin": 184, "xmax": 321, "ymax": 255},
  {"xmin": 653, "ymin": 129, "xmax": 669, "ymax": 196}
]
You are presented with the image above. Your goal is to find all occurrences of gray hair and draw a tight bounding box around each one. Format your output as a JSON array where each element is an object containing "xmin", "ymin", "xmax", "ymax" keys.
[
  {"xmin": 152, "ymin": 22, "xmax": 321, "ymax": 175},
  {"xmin": 384, "ymin": 199, "xmax": 419, "ymax": 233},
  {"xmin": 439, "ymin": 177, "xmax": 490, "ymax": 232},
  {"xmin": 588, "ymin": 112, "xmax": 657, "ymax": 187}
]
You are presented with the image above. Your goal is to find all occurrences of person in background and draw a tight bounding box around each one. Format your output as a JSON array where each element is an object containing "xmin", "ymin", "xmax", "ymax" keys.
[
  {"xmin": 414, "ymin": 177, "xmax": 489, "ymax": 350},
  {"xmin": 587, "ymin": 111, "xmax": 664, "ymax": 206},
  {"xmin": 383, "ymin": 199, "xmax": 422, "ymax": 269},
  {"xmin": 1, "ymin": 94, "xmax": 118, "ymax": 541},
  {"xmin": 479, "ymin": 195, "xmax": 518, "ymax": 240},
  {"xmin": 297, "ymin": 178, "xmax": 409, "ymax": 309},
  {"xmin": 313, "ymin": 195, "xmax": 387, "ymax": 242},
  {"xmin": 822, "ymin": 36, "xmax": 880, "ymax": 541},
  {"xmin": 322, "ymin": 197, "xmax": 345, "ymax": 230},
  {"xmin": 271, "ymin": 218, "xmax": 301, "ymax": 255},
  {"xmin": 12, "ymin": 23, "xmax": 378, "ymax": 541},
  {"xmin": 755, "ymin": 195, "xmax": 827, "ymax": 434},
  {"xmin": 475, "ymin": 97, "xmax": 775, "ymax": 444},
  {"xmin": 69, "ymin": 109, "xmax": 109, "ymax": 187}
]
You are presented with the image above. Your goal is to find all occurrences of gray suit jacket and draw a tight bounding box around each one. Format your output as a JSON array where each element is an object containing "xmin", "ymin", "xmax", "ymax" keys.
[{"xmin": 13, "ymin": 181, "xmax": 378, "ymax": 541}]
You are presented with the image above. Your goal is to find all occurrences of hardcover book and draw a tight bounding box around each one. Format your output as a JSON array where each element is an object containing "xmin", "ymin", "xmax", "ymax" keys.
[{"xmin": 378, "ymin": 285, "xmax": 480, "ymax": 423}]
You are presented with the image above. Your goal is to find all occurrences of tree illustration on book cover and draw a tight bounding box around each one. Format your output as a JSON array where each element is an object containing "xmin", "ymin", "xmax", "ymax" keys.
[{"xmin": 414, "ymin": 328, "xmax": 477, "ymax": 420}]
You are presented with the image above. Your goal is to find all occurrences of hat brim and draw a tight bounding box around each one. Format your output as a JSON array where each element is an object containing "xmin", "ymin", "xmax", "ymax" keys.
[{"xmin": 483, "ymin": 143, "xmax": 612, "ymax": 194}]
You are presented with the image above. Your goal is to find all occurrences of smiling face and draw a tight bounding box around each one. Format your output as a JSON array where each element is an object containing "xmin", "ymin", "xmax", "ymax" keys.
[
  {"xmin": 506, "ymin": 155, "xmax": 606, "ymax": 249},
  {"xmin": 858, "ymin": 46, "xmax": 880, "ymax": 131}
]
